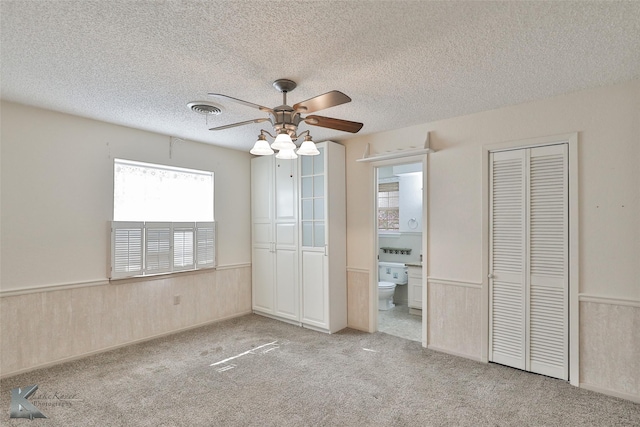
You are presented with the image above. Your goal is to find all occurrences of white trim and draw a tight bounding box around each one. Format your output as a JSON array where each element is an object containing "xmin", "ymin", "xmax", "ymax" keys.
[
  {"xmin": 427, "ymin": 345, "xmax": 483, "ymax": 363},
  {"xmin": 368, "ymin": 157, "xmax": 428, "ymax": 338},
  {"xmin": 579, "ymin": 383, "xmax": 640, "ymax": 404},
  {"xmin": 357, "ymin": 148, "xmax": 434, "ymax": 163},
  {"xmin": 357, "ymin": 132, "xmax": 434, "ymax": 163},
  {"xmin": 252, "ymin": 311, "xmax": 302, "ymax": 328},
  {"xmin": 567, "ymin": 133, "xmax": 580, "ymax": 387},
  {"xmin": 0, "ymin": 279, "xmax": 109, "ymax": 297},
  {"xmin": 346, "ymin": 267, "xmax": 370, "ymax": 274},
  {"xmin": 0, "ymin": 311, "xmax": 251, "ymax": 380},
  {"xmin": 578, "ymin": 294, "xmax": 640, "ymax": 308},
  {"xmin": 481, "ymin": 132, "xmax": 579, "ymax": 384},
  {"xmin": 215, "ymin": 262, "xmax": 252, "ymax": 271},
  {"xmin": 0, "ymin": 263, "xmax": 251, "ymax": 297},
  {"xmin": 427, "ymin": 277, "xmax": 483, "ymax": 289},
  {"xmin": 482, "ymin": 133, "xmax": 576, "ymax": 153}
]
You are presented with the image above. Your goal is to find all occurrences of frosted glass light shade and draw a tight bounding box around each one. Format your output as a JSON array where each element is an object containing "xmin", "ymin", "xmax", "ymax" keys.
[
  {"xmin": 297, "ymin": 138, "xmax": 320, "ymax": 156},
  {"xmin": 275, "ymin": 148, "xmax": 298, "ymax": 159},
  {"xmin": 250, "ymin": 138, "xmax": 274, "ymax": 155},
  {"xmin": 271, "ymin": 132, "xmax": 296, "ymax": 151}
]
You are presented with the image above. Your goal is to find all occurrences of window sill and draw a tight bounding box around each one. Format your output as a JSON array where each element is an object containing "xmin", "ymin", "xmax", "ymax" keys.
[{"xmin": 109, "ymin": 267, "xmax": 216, "ymax": 285}]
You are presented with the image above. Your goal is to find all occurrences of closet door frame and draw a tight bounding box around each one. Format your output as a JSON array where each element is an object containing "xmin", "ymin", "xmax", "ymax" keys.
[{"xmin": 481, "ymin": 133, "xmax": 579, "ymax": 386}]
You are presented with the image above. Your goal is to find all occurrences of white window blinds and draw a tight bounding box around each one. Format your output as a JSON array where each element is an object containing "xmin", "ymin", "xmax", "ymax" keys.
[
  {"xmin": 110, "ymin": 221, "xmax": 215, "ymax": 279},
  {"xmin": 111, "ymin": 222, "xmax": 144, "ymax": 279}
]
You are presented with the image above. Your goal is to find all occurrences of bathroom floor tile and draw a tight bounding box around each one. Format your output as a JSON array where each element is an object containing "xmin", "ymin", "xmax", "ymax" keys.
[{"xmin": 378, "ymin": 304, "xmax": 422, "ymax": 342}]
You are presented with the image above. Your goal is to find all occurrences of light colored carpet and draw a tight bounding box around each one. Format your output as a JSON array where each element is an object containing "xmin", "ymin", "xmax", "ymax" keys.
[{"xmin": 1, "ymin": 314, "xmax": 638, "ymax": 426}]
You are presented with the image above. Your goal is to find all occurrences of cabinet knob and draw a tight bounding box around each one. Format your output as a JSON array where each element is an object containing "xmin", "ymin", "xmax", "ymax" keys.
[{"xmin": 488, "ymin": 273, "xmax": 495, "ymax": 279}]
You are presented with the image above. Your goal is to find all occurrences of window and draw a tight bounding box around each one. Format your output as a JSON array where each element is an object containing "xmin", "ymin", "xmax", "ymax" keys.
[
  {"xmin": 378, "ymin": 181, "xmax": 399, "ymax": 231},
  {"xmin": 110, "ymin": 159, "xmax": 216, "ymax": 279}
]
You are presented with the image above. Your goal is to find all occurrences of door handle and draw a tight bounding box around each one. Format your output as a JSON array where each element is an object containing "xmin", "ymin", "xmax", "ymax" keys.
[{"xmin": 488, "ymin": 273, "xmax": 495, "ymax": 279}]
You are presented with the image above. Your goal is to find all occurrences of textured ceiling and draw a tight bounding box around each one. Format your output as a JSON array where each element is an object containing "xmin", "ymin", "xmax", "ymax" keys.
[{"xmin": 2, "ymin": 1, "xmax": 639, "ymax": 152}]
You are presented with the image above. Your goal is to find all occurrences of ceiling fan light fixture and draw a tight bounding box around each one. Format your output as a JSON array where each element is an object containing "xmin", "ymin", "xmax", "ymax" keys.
[
  {"xmin": 207, "ymin": 79, "xmax": 363, "ymax": 159},
  {"xmin": 250, "ymin": 134, "xmax": 274, "ymax": 155},
  {"xmin": 296, "ymin": 135, "xmax": 320, "ymax": 156},
  {"xmin": 275, "ymin": 148, "xmax": 298, "ymax": 160},
  {"xmin": 271, "ymin": 131, "xmax": 295, "ymax": 151}
]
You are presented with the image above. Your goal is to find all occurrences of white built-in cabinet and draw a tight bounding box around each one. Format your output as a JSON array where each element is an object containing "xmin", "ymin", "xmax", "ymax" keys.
[
  {"xmin": 251, "ymin": 141, "xmax": 347, "ymax": 333},
  {"xmin": 251, "ymin": 155, "xmax": 299, "ymax": 321}
]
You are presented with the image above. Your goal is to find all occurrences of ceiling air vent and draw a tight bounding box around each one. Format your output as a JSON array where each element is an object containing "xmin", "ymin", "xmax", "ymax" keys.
[{"xmin": 187, "ymin": 102, "xmax": 221, "ymax": 115}]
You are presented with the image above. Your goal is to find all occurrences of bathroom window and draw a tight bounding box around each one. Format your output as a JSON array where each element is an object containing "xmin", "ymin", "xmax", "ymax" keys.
[{"xmin": 378, "ymin": 181, "xmax": 399, "ymax": 231}]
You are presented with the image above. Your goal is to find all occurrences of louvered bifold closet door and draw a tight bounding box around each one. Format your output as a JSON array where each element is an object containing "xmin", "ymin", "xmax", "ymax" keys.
[
  {"xmin": 490, "ymin": 150, "xmax": 527, "ymax": 370},
  {"xmin": 490, "ymin": 144, "xmax": 568, "ymax": 381},
  {"xmin": 528, "ymin": 145, "xmax": 568, "ymax": 380}
]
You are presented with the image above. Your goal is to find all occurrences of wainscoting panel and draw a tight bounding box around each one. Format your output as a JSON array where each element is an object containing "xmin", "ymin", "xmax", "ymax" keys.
[
  {"xmin": 0, "ymin": 266, "xmax": 252, "ymax": 378},
  {"xmin": 347, "ymin": 269, "xmax": 370, "ymax": 332},
  {"xmin": 427, "ymin": 279, "xmax": 483, "ymax": 361},
  {"xmin": 579, "ymin": 298, "xmax": 640, "ymax": 402}
]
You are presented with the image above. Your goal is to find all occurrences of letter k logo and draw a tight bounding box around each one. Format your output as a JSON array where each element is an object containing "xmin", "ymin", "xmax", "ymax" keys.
[{"xmin": 10, "ymin": 385, "xmax": 47, "ymax": 419}]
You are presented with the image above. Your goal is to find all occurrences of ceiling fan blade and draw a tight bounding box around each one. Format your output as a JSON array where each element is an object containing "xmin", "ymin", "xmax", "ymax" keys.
[
  {"xmin": 209, "ymin": 118, "xmax": 270, "ymax": 131},
  {"xmin": 293, "ymin": 91, "xmax": 351, "ymax": 113},
  {"xmin": 304, "ymin": 115, "xmax": 363, "ymax": 133},
  {"xmin": 208, "ymin": 93, "xmax": 273, "ymax": 112}
]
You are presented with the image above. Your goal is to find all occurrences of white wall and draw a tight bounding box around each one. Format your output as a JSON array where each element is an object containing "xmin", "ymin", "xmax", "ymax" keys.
[
  {"xmin": 345, "ymin": 79, "xmax": 640, "ymax": 401},
  {"xmin": 1, "ymin": 101, "xmax": 252, "ymax": 291}
]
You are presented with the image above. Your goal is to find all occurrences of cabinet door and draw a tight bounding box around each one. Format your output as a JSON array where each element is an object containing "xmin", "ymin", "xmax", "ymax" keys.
[
  {"xmin": 251, "ymin": 156, "xmax": 273, "ymax": 223},
  {"xmin": 408, "ymin": 267, "xmax": 422, "ymax": 309},
  {"xmin": 275, "ymin": 158, "xmax": 297, "ymax": 222},
  {"xmin": 300, "ymin": 149, "xmax": 325, "ymax": 249},
  {"xmin": 252, "ymin": 246, "xmax": 274, "ymax": 313},
  {"xmin": 274, "ymin": 157, "xmax": 299, "ymax": 320},
  {"xmin": 300, "ymin": 148, "xmax": 328, "ymax": 328},
  {"xmin": 301, "ymin": 250, "xmax": 326, "ymax": 326},
  {"xmin": 274, "ymin": 222, "xmax": 298, "ymax": 320}
]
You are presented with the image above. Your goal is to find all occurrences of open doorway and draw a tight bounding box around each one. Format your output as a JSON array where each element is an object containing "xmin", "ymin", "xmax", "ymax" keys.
[{"xmin": 375, "ymin": 161, "xmax": 424, "ymax": 342}]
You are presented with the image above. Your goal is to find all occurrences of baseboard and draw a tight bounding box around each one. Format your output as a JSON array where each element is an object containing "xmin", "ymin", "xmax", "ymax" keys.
[
  {"xmin": 0, "ymin": 310, "xmax": 252, "ymax": 380},
  {"xmin": 580, "ymin": 382, "xmax": 640, "ymax": 404},
  {"xmin": 252, "ymin": 311, "xmax": 303, "ymax": 327},
  {"xmin": 427, "ymin": 344, "xmax": 483, "ymax": 363}
]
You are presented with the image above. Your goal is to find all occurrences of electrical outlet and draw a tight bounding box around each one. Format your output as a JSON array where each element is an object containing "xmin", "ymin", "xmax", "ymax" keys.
[{"xmin": 173, "ymin": 295, "xmax": 181, "ymax": 305}]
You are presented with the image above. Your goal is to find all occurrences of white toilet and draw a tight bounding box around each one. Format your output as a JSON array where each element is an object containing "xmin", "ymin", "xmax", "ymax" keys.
[{"xmin": 378, "ymin": 262, "xmax": 408, "ymax": 310}]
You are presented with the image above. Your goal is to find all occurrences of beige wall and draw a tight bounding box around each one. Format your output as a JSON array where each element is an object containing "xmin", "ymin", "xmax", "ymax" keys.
[
  {"xmin": 1, "ymin": 101, "xmax": 252, "ymax": 290},
  {"xmin": 345, "ymin": 79, "xmax": 640, "ymax": 400},
  {"xmin": 347, "ymin": 79, "xmax": 639, "ymax": 298},
  {"xmin": 0, "ymin": 101, "xmax": 253, "ymax": 376}
]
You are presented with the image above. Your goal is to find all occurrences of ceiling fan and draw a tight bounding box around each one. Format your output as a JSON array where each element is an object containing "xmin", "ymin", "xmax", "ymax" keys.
[{"xmin": 207, "ymin": 79, "xmax": 363, "ymax": 158}]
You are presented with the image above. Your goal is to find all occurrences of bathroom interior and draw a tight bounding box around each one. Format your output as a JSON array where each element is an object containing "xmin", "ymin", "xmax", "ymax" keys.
[{"xmin": 377, "ymin": 162, "xmax": 423, "ymax": 342}]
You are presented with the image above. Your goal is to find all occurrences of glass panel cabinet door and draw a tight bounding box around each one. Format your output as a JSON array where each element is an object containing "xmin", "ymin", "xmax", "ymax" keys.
[{"xmin": 300, "ymin": 147, "xmax": 325, "ymax": 248}]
